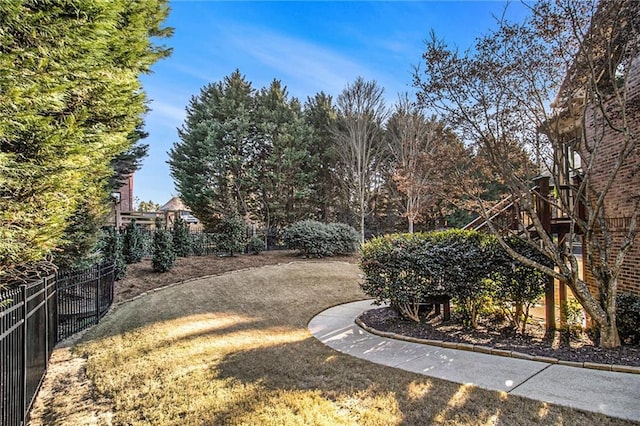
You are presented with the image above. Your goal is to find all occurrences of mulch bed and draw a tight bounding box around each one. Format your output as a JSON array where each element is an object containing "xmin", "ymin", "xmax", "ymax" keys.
[{"xmin": 358, "ymin": 306, "xmax": 640, "ymax": 367}]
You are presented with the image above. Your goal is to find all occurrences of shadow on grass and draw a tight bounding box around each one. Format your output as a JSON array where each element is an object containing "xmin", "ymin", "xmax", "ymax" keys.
[
  {"xmin": 71, "ymin": 262, "xmax": 637, "ymax": 425},
  {"xmin": 215, "ymin": 338, "xmax": 634, "ymax": 425}
]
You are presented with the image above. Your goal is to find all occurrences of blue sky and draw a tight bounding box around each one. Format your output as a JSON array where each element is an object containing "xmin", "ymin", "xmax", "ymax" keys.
[{"xmin": 137, "ymin": 1, "xmax": 529, "ymax": 207}]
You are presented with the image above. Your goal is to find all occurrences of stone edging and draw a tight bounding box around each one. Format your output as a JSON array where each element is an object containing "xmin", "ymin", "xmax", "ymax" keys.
[{"xmin": 354, "ymin": 316, "xmax": 640, "ymax": 375}]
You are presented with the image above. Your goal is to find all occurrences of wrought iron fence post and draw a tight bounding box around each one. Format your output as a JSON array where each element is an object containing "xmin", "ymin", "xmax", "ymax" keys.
[
  {"xmin": 95, "ymin": 264, "xmax": 101, "ymax": 325},
  {"xmin": 44, "ymin": 276, "xmax": 48, "ymax": 369},
  {"xmin": 21, "ymin": 284, "xmax": 27, "ymax": 426}
]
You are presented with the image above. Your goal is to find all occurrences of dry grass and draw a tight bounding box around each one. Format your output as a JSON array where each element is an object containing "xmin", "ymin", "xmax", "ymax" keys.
[{"xmin": 67, "ymin": 262, "xmax": 632, "ymax": 425}]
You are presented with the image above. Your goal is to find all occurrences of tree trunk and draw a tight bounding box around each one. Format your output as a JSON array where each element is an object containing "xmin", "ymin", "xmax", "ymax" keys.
[
  {"xmin": 572, "ymin": 277, "xmax": 621, "ymax": 348},
  {"xmin": 359, "ymin": 194, "xmax": 366, "ymax": 243},
  {"xmin": 599, "ymin": 319, "xmax": 621, "ymax": 348},
  {"xmin": 408, "ymin": 217, "xmax": 414, "ymax": 234}
]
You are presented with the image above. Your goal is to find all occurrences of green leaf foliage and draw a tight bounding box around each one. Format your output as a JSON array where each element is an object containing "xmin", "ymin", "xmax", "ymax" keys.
[
  {"xmin": 490, "ymin": 236, "xmax": 552, "ymax": 333},
  {"xmin": 172, "ymin": 216, "xmax": 192, "ymax": 257},
  {"xmin": 215, "ymin": 214, "xmax": 247, "ymax": 256},
  {"xmin": 616, "ymin": 293, "xmax": 640, "ymax": 345},
  {"xmin": 246, "ymin": 236, "xmax": 264, "ymax": 255},
  {"xmin": 168, "ymin": 70, "xmax": 256, "ymax": 230},
  {"xmin": 303, "ymin": 93, "xmax": 341, "ymax": 221},
  {"xmin": 152, "ymin": 228, "xmax": 175, "ymax": 273},
  {"xmin": 0, "ymin": 0, "xmax": 171, "ymax": 281},
  {"xmin": 53, "ymin": 200, "xmax": 104, "ymax": 269},
  {"xmin": 360, "ymin": 230, "xmax": 552, "ymax": 328},
  {"xmin": 168, "ymin": 72, "xmax": 320, "ymax": 234},
  {"xmin": 283, "ymin": 220, "xmax": 359, "ymax": 258},
  {"xmin": 122, "ymin": 220, "xmax": 145, "ymax": 264},
  {"xmin": 99, "ymin": 227, "xmax": 126, "ymax": 280}
]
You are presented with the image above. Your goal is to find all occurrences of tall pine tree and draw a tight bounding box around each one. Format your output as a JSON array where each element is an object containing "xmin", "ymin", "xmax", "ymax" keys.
[
  {"xmin": 254, "ymin": 81, "xmax": 316, "ymax": 237},
  {"xmin": 169, "ymin": 70, "xmax": 255, "ymax": 230}
]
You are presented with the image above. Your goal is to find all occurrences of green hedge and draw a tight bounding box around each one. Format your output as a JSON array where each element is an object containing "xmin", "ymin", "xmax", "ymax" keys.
[
  {"xmin": 246, "ymin": 236, "xmax": 264, "ymax": 255},
  {"xmin": 283, "ymin": 220, "xmax": 359, "ymax": 257},
  {"xmin": 617, "ymin": 293, "xmax": 640, "ymax": 345},
  {"xmin": 360, "ymin": 230, "xmax": 551, "ymax": 329}
]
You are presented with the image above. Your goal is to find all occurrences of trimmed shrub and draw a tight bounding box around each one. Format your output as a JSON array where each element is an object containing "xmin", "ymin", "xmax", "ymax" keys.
[
  {"xmin": 284, "ymin": 220, "xmax": 359, "ymax": 257},
  {"xmin": 216, "ymin": 214, "xmax": 246, "ymax": 256},
  {"xmin": 172, "ymin": 216, "xmax": 192, "ymax": 257},
  {"xmin": 433, "ymin": 230, "xmax": 493, "ymax": 328},
  {"xmin": 360, "ymin": 230, "xmax": 552, "ymax": 328},
  {"xmin": 617, "ymin": 293, "xmax": 640, "ymax": 345},
  {"xmin": 100, "ymin": 227, "xmax": 126, "ymax": 280},
  {"xmin": 152, "ymin": 228, "xmax": 175, "ymax": 272},
  {"xmin": 247, "ymin": 236, "xmax": 264, "ymax": 255},
  {"xmin": 326, "ymin": 223, "xmax": 361, "ymax": 254},
  {"xmin": 122, "ymin": 219, "xmax": 144, "ymax": 264},
  {"xmin": 360, "ymin": 232, "xmax": 449, "ymax": 321},
  {"xmin": 490, "ymin": 237, "xmax": 551, "ymax": 334}
]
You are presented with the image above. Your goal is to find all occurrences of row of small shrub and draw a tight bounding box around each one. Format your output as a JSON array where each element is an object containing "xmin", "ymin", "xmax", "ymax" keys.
[
  {"xmin": 360, "ymin": 230, "xmax": 552, "ymax": 332},
  {"xmin": 283, "ymin": 220, "xmax": 360, "ymax": 257},
  {"xmin": 99, "ymin": 215, "xmax": 265, "ymax": 274}
]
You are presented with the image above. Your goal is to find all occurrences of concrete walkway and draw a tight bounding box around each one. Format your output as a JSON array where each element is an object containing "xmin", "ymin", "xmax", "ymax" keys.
[{"xmin": 308, "ymin": 300, "xmax": 640, "ymax": 422}]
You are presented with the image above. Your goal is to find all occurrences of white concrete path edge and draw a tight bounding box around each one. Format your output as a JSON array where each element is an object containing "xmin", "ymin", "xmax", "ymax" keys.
[{"xmin": 308, "ymin": 300, "xmax": 640, "ymax": 422}]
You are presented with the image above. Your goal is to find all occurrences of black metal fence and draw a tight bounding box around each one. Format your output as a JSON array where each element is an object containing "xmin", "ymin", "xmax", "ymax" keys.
[{"xmin": 0, "ymin": 262, "xmax": 115, "ymax": 426}]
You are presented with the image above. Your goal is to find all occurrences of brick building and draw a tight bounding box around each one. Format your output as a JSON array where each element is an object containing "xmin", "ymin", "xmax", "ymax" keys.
[
  {"xmin": 580, "ymin": 55, "xmax": 640, "ymax": 296},
  {"xmin": 555, "ymin": 3, "xmax": 640, "ymax": 297}
]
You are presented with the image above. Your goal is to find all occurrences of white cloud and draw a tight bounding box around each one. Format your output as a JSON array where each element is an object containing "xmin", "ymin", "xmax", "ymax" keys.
[
  {"xmin": 149, "ymin": 100, "xmax": 186, "ymax": 124},
  {"xmin": 224, "ymin": 24, "xmax": 370, "ymax": 98}
]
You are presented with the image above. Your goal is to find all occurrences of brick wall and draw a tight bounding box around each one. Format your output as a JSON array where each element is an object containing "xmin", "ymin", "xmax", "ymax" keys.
[
  {"xmin": 115, "ymin": 174, "xmax": 134, "ymax": 212},
  {"xmin": 580, "ymin": 56, "xmax": 640, "ymax": 297}
]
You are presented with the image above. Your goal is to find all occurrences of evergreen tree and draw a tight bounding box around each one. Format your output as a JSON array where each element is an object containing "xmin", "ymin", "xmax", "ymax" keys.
[
  {"xmin": 152, "ymin": 227, "xmax": 175, "ymax": 272},
  {"xmin": 100, "ymin": 227, "xmax": 126, "ymax": 280},
  {"xmin": 304, "ymin": 92, "xmax": 341, "ymax": 222},
  {"xmin": 122, "ymin": 220, "xmax": 145, "ymax": 264},
  {"xmin": 216, "ymin": 214, "xmax": 247, "ymax": 256},
  {"xmin": 172, "ymin": 216, "xmax": 192, "ymax": 257},
  {"xmin": 0, "ymin": 0, "xmax": 172, "ymax": 282},
  {"xmin": 109, "ymin": 124, "xmax": 150, "ymax": 191},
  {"xmin": 168, "ymin": 70, "xmax": 256, "ymax": 230},
  {"xmin": 54, "ymin": 201, "xmax": 105, "ymax": 269},
  {"xmin": 254, "ymin": 81, "xmax": 317, "ymax": 238}
]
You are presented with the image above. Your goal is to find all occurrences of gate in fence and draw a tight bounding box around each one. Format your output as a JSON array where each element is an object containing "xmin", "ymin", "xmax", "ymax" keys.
[{"xmin": 0, "ymin": 262, "xmax": 115, "ymax": 426}]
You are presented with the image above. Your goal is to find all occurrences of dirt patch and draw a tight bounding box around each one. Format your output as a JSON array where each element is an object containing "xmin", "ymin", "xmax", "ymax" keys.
[
  {"xmin": 27, "ymin": 331, "xmax": 113, "ymax": 426},
  {"xmin": 358, "ymin": 306, "xmax": 640, "ymax": 367}
]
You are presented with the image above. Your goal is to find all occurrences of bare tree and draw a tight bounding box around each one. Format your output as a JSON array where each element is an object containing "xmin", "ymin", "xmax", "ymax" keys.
[
  {"xmin": 333, "ymin": 77, "xmax": 389, "ymax": 242},
  {"xmin": 387, "ymin": 95, "xmax": 465, "ymax": 233},
  {"xmin": 415, "ymin": 0, "xmax": 639, "ymax": 347}
]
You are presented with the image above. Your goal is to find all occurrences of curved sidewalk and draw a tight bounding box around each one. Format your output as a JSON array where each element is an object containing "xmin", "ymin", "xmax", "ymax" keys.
[{"xmin": 308, "ymin": 300, "xmax": 640, "ymax": 422}]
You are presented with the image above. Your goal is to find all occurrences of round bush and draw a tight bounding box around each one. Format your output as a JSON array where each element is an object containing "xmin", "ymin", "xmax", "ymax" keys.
[
  {"xmin": 360, "ymin": 230, "xmax": 553, "ymax": 328},
  {"xmin": 283, "ymin": 220, "xmax": 359, "ymax": 257},
  {"xmin": 247, "ymin": 236, "xmax": 264, "ymax": 255}
]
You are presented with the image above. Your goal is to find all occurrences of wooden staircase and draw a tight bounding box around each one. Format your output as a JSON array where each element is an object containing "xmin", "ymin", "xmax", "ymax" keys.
[{"xmin": 462, "ymin": 175, "xmax": 586, "ymax": 331}]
